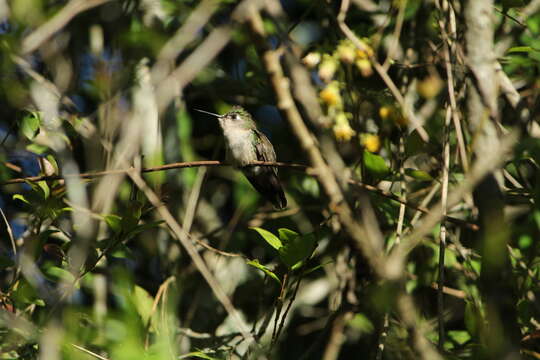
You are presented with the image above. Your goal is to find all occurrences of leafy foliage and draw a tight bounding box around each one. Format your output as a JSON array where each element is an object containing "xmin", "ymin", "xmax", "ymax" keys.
[{"xmin": 1, "ymin": 0, "xmax": 540, "ymax": 359}]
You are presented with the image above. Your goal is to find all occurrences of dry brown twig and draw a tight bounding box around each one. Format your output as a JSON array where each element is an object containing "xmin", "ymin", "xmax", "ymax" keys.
[
  {"xmin": 21, "ymin": 0, "xmax": 113, "ymax": 55},
  {"xmin": 436, "ymin": 3, "xmax": 469, "ymax": 172},
  {"xmin": 437, "ymin": 106, "xmax": 452, "ymax": 350}
]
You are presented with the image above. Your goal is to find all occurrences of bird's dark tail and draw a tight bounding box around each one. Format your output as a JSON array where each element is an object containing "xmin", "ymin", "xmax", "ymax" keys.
[{"xmin": 245, "ymin": 171, "xmax": 287, "ymax": 209}]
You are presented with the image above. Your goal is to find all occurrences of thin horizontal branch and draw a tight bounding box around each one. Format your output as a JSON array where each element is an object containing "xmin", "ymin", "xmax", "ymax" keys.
[
  {"xmin": 2, "ymin": 160, "xmax": 225, "ymax": 184},
  {"xmin": 3, "ymin": 159, "xmax": 478, "ymax": 231},
  {"xmin": 2, "ymin": 160, "xmax": 308, "ymax": 185}
]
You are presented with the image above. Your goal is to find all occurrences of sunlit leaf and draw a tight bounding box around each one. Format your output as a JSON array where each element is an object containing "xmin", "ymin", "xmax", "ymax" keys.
[
  {"xmin": 447, "ymin": 330, "xmax": 471, "ymax": 345},
  {"xmin": 13, "ymin": 194, "xmax": 30, "ymax": 204},
  {"xmin": 363, "ymin": 150, "xmax": 391, "ymax": 180},
  {"xmin": 251, "ymin": 227, "xmax": 282, "ymax": 250},
  {"xmin": 43, "ymin": 265, "xmax": 75, "ymax": 283},
  {"xmin": 278, "ymin": 231, "xmax": 317, "ymax": 270},
  {"xmin": 133, "ymin": 285, "xmax": 154, "ymax": 324},
  {"xmin": 246, "ymin": 259, "xmax": 282, "ymax": 285},
  {"xmin": 36, "ymin": 181, "xmax": 50, "ymax": 199},
  {"xmin": 20, "ymin": 111, "xmax": 40, "ymax": 140},
  {"xmin": 404, "ymin": 168, "xmax": 434, "ymax": 181}
]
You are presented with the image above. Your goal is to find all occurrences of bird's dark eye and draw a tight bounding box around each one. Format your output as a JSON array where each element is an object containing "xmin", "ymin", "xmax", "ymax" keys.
[{"xmin": 233, "ymin": 114, "xmax": 240, "ymax": 121}]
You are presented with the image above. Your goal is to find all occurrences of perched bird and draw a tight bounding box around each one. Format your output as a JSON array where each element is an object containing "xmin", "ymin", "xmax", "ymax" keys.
[{"xmin": 195, "ymin": 106, "xmax": 287, "ymax": 209}]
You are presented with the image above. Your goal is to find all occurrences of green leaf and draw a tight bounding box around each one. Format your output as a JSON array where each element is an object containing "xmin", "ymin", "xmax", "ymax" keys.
[
  {"xmin": 44, "ymin": 266, "xmax": 76, "ymax": 283},
  {"xmin": 303, "ymin": 260, "xmax": 333, "ymax": 276},
  {"xmin": 464, "ymin": 301, "xmax": 480, "ymax": 337},
  {"xmin": 300, "ymin": 176, "xmax": 320, "ymax": 197},
  {"xmin": 404, "ymin": 168, "xmax": 434, "ymax": 181},
  {"xmin": 13, "ymin": 194, "xmax": 30, "ymax": 204},
  {"xmin": 363, "ymin": 150, "xmax": 391, "ymax": 180},
  {"xmin": 104, "ymin": 214, "xmax": 123, "ymax": 233},
  {"xmin": 122, "ymin": 201, "xmax": 144, "ymax": 230},
  {"xmin": 46, "ymin": 154, "xmax": 59, "ymax": 174},
  {"xmin": 278, "ymin": 228, "xmax": 299, "ymax": 245},
  {"xmin": 26, "ymin": 143, "xmax": 49, "ymax": 154},
  {"xmin": 447, "ymin": 330, "xmax": 471, "ymax": 345},
  {"xmin": 36, "ymin": 181, "xmax": 50, "ymax": 199},
  {"xmin": 518, "ymin": 234, "xmax": 533, "ymax": 249},
  {"xmin": 348, "ymin": 313, "xmax": 374, "ymax": 334},
  {"xmin": 21, "ymin": 111, "xmax": 41, "ymax": 140},
  {"xmin": 133, "ymin": 285, "xmax": 154, "ymax": 324},
  {"xmin": 246, "ymin": 259, "xmax": 282, "ymax": 285},
  {"xmin": 124, "ymin": 220, "xmax": 164, "ymax": 241},
  {"xmin": 507, "ymin": 46, "xmax": 534, "ymax": 54},
  {"xmin": 278, "ymin": 231, "xmax": 318, "ymax": 270},
  {"xmin": 250, "ymin": 227, "xmax": 282, "ymax": 250}
]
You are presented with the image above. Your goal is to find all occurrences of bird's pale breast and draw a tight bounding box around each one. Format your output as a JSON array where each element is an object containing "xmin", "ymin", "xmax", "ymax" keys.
[{"xmin": 223, "ymin": 127, "xmax": 257, "ymax": 167}]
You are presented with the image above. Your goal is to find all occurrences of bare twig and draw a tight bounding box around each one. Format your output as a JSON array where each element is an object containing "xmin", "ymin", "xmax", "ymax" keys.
[
  {"xmin": 153, "ymin": 0, "xmax": 219, "ymax": 76},
  {"xmin": 322, "ymin": 311, "xmax": 353, "ymax": 360},
  {"xmin": 274, "ymin": 273, "xmax": 304, "ymax": 344},
  {"xmin": 522, "ymin": 0, "xmax": 540, "ymax": 18},
  {"xmin": 0, "ymin": 207, "xmax": 16, "ymax": 255},
  {"xmin": 437, "ymin": 8, "xmax": 469, "ymax": 172},
  {"xmin": 382, "ymin": 0, "xmax": 406, "ymax": 70},
  {"xmin": 349, "ymin": 180, "xmax": 478, "ymax": 231},
  {"xmin": 437, "ymin": 106, "xmax": 452, "ymax": 350},
  {"xmin": 182, "ymin": 167, "xmax": 207, "ymax": 233},
  {"xmin": 2, "ymin": 160, "xmax": 216, "ymax": 184},
  {"xmin": 495, "ymin": 62, "xmax": 520, "ymax": 108},
  {"xmin": 144, "ymin": 276, "xmax": 176, "ymax": 349},
  {"xmin": 71, "ymin": 343, "xmax": 110, "ymax": 360},
  {"xmin": 21, "ymin": 0, "xmax": 113, "ymax": 54}
]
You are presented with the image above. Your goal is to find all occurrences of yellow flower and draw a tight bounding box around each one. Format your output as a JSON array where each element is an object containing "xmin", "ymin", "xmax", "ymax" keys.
[
  {"xmin": 361, "ymin": 134, "xmax": 381, "ymax": 153},
  {"xmin": 302, "ymin": 52, "xmax": 321, "ymax": 68},
  {"xmin": 319, "ymin": 81, "xmax": 342, "ymax": 107},
  {"xmin": 379, "ymin": 106, "xmax": 408, "ymax": 126},
  {"xmin": 417, "ymin": 75, "xmax": 443, "ymax": 99},
  {"xmin": 337, "ymin": 40, "xmax": 356, "ymax": 64},
  {"xmin": 355, "ymin": 39, "xmax": 374, "ymax": 59},
  {"xmin": 379, "ymin": 106, "xmax": 391, "ymax": 119},
  {"xmin": 355, "ymin": 58, "xmax": 373, "ymax": 77},
  {"xmin": 318, "ymin": 54, "xmax": 338, "ymax": 82},
  {"xmin": 333, "ymin": 112, "xmax": 355, "ymax": 141}
]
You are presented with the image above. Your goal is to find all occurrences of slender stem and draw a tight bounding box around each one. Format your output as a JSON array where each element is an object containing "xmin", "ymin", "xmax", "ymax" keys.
[{"xmin": 438, "ymin": 107, "xmax": 451, "ymax": 350}]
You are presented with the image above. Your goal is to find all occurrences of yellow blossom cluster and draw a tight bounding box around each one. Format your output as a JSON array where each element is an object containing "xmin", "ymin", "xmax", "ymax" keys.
[
  {"xmin": 360, "ymin": 133, "xmax": 381, "ymax": 153},
  {"xmin": 333, "ymin": 112, "xmax": 356, "ymax": 142},
  {"xmin": 303, "ymin": 37, "xmax": 376, "ymax": 143},
  {"xmin": 379, "ymin": 105, "xmax": 408, "ymax": 126}
]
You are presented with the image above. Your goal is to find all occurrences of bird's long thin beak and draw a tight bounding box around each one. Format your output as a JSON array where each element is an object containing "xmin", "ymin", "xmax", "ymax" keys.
[{"xmin": 194, "ymin": 109, "xmax": 221, "ymax": 117}]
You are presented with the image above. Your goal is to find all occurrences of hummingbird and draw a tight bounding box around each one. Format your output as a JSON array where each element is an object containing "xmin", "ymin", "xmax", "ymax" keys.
[{"xmin": 195, "ymin": 106, "xmax": 287, "ymax": 209}]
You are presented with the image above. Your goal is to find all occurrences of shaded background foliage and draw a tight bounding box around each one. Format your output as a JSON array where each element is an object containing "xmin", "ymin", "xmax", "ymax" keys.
[{"xmin": 1, "ymin": 0, "xmax": 540, "ymax": 359}]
